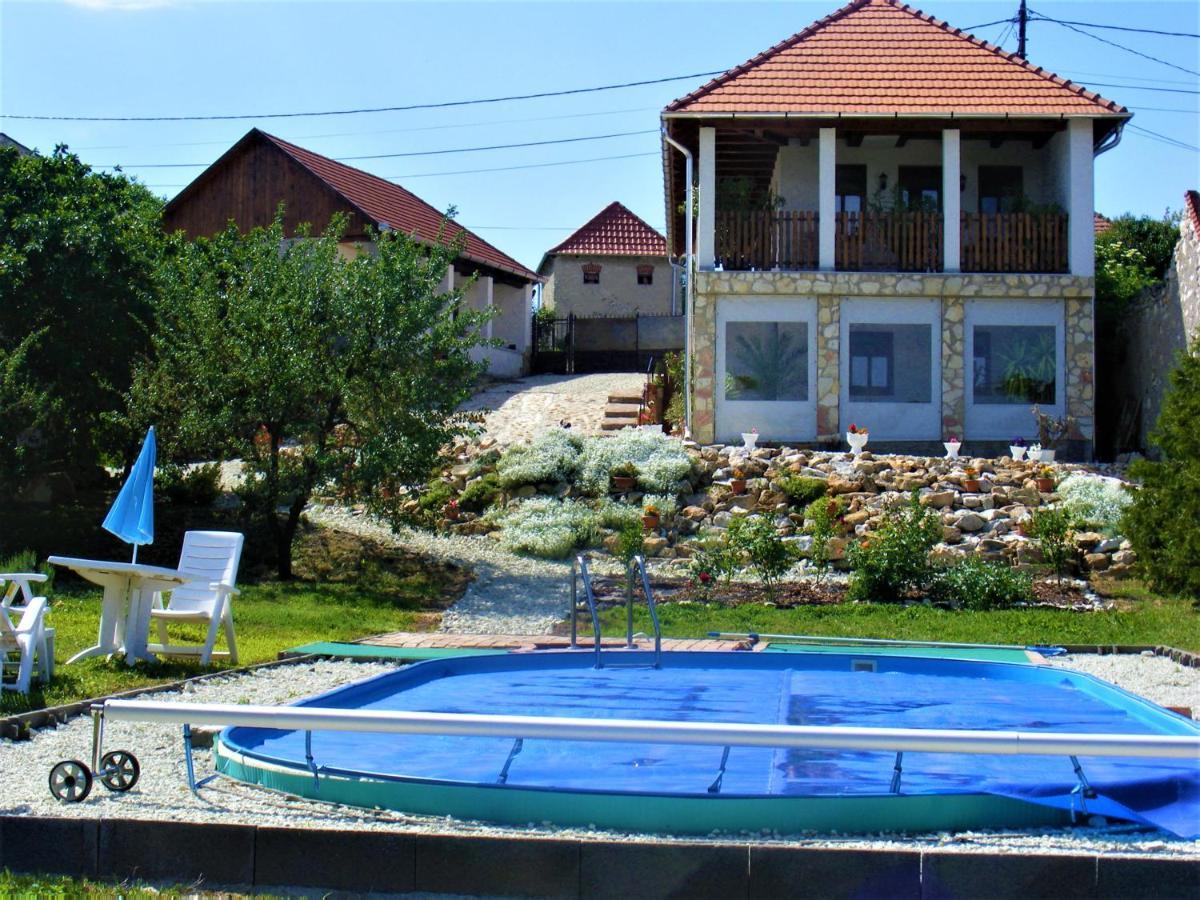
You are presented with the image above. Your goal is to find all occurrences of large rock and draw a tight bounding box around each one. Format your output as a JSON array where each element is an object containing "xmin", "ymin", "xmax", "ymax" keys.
[
  {"xmin": 922, "ymin": 490, "xmax": 956, "ymax": 509},
  {"xmin": 955, "ymin": 511, "xmax": 986, "ymax": 532},
  {"xmin": 681, "ymin": 505, "xmax": 708, "ymax": 521}
]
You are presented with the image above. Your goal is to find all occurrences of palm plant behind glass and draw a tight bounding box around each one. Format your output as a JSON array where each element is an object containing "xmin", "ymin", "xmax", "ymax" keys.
[{"xmin": 728, "ymin": 326, "xmax": 806, "ymax": 401}]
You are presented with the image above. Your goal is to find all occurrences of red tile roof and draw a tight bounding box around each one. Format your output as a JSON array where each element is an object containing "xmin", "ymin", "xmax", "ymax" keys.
[
  {"xmin": 259, "ymin": 131, "xmax": 537, "ymax": 282},
  {"xmin": 544, "ymin": 202, "xmax": 666, "ymax": 263},
  {"xmin": 665, "ymin": 0, "xmax": 1128, "ymax": 118},
  {"xmin": 1094, "ymin": 213, "xmax": 1112, "ymax": 236},
  {"xmin": 1185, "ymin": 190, "xmax": 1200, "ymax": 239}
]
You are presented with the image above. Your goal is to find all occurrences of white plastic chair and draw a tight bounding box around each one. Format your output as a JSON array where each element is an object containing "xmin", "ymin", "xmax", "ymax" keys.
[
  {"xmin": 0, "ymin": 572, "xmax": 50, "ymax": 694},
  {"xmin": 147, "ymin": 531, "xmax": 243, "ymax": 666}
]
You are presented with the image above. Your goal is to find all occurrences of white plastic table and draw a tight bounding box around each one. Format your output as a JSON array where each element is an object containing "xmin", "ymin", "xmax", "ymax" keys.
[{"xmin": 47, "ymin": 557, "xmax": 199, "ymax": 665}]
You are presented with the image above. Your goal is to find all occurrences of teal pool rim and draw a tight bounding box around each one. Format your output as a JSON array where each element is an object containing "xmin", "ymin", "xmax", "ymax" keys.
[{"xmin": 214, "ymin": 740, "xmax": 1073, "ymax": 836}]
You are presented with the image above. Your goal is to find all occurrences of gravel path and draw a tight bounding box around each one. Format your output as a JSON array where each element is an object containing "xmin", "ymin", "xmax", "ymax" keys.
[
  {"xmin": 459, "ymin": 373, "xmax": 644, "ymax": 446},
  {"xmin": 1047, "ymin": 652, "xmax": 1199, "ymax": 717},
  {"xmin": 310, "ymin": 504, "xmax": 570, "ymax": 634},
  {"xmin": 3, "ymin": 657, "xmax": 1196, "ymax": 858}
]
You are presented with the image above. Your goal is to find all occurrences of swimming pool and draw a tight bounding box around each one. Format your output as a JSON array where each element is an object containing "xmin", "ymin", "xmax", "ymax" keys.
[{"xmin": 216, "ymin": 650, "xmax": 1200, "ymax": 836}]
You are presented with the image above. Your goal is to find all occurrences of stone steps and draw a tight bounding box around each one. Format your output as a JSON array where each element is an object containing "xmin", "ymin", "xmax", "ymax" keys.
[
  {"xmin": 601, "ymin": 401, "xmax": 641, "ymax": 431},
  {"xmin": 607, "ymin": 393, "xmax": 642, "ymax": 405}
]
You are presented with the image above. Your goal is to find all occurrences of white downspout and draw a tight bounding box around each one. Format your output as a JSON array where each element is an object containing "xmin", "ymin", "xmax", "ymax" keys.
[{"xmin": 663, "ymin": 130, "xmax": 694, "ymax": 437}]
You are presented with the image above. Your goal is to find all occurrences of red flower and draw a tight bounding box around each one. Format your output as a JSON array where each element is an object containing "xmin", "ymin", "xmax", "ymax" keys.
[{"xmin": 699, "ymin": 571, "xmax": 712, "ymax": 584}]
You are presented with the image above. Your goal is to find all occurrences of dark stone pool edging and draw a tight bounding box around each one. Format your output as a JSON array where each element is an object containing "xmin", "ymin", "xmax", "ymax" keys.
[{"xmin": 1, "ymin": 816, "xmax": 1196, "ymax": 898}]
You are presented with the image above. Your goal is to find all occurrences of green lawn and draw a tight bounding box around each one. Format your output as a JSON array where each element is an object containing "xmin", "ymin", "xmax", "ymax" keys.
[
  {"xmin": 0, "ymin": 870, "xmax": 268, "ymax": 898},
  {"xmin": 597, "ymin": 581, "xmax": 1200, "ymax": 652},
  {"xmin": 1, "ymin": 578, "xmax": 446, "ymax": 716}
]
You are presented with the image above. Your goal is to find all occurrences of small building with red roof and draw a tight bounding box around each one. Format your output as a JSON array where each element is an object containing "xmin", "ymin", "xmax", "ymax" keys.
[
  {"xmin": 661, "ymin": 0, "xmax": 1129, "ymax": 457},
  {"xmin": 163, "ymin": 128, "xmax": 539, "ymax": 377},
  {"xmin": 538, "ymin": 202, "xmax": 671, "ymax": 318}
]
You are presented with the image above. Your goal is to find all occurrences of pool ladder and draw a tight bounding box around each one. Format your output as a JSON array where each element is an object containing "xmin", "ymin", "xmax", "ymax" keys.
[{"xmin": 570, "ymin": 554, "xmax": 661, "ymax": 669}]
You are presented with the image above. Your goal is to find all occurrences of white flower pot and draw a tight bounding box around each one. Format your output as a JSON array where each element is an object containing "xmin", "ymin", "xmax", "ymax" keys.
[
  {"xmin": 741, "ymin": 433, "xmax": 758, "ymax": 451},
  {"xmin": 846, "ymin": 432, "xmax": 869, "ymax": 457},
  {"xmin": 943, "ymin": 442, "xmax": 961, "ymax": 459},
  {"xmin": 1010, "ymin": 446, "xmax": 1027, "ymax": 461},
  {"xmin": 1037, "ymin": 449, "xmax": 1056, "ymax": 463}
]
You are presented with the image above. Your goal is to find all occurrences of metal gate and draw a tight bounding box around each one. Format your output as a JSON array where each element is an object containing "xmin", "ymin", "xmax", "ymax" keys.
[
  {"xmin": 531, "ymin": 312, "xmax": 683, "ymax": 375},
  {"xmin": 531, "ymin": 313, "xmax": 575, "ymax": 374}
]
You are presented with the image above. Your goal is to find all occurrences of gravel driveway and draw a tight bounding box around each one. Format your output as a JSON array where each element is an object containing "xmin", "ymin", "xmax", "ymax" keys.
[{"xmin": 459, "ymin": 373, "xmax": 644, "ymax": 445}]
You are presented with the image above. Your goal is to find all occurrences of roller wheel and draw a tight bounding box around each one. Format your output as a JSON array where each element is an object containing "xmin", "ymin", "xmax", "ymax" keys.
[
  {"xmin": 99, "ymin": 750, "xmax": 140, "ymax": 792},
  {"xmin": 49, "ymin": 759, "xmax": 93, "ymax": 802}
]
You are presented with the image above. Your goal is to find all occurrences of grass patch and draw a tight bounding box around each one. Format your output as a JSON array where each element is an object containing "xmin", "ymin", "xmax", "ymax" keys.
[
  {"xmin": 0, "ymin": 869, "xmax": 270, "ymax": 898},
  {"xmin": 1, "ymin": 526, "xmax": 468, "ymax": 716},
  {"xmin": 596, "ymin": 581, "xmax": 1200, "ymax": 651}
]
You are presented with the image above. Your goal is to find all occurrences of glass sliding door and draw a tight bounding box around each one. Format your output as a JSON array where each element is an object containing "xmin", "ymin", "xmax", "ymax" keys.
[
  {"xmin": 840, "ymin": 298, "xmax": 941, "ymax": 440},
  {"xmin": 715, "ymin": 298, "xmax": 817, "ymax": 443}
]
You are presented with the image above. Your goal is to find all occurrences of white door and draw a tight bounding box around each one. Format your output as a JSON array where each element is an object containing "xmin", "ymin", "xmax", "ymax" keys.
[
  {"xmin": 839, "ymin": 298, "xmax": 941, "ymax": 440},
  {"xmin": 715, "ymin": 298, "xmax": 817, "ymax": 444},
  {"xmin": 964, "ymin": 299, "xmax": 1066, "ymax": 440}
]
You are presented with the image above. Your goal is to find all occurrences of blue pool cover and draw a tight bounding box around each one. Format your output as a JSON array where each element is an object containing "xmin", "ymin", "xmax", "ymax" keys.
[{"xmin": 221, "ymin": 651, "xmax": 1200, "ymax": 837}]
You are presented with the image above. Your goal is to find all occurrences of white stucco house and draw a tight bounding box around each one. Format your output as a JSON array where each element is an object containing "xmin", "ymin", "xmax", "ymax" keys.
[{"xmin": 661, "ymin": 0, "xmax": 1129, "ymax": 457}]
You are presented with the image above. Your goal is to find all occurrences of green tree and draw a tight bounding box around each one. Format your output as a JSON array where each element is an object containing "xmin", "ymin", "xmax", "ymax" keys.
[
  {"xmin": 1121, "ymin": 339, "xmax": 1200, "ymax": 597},
  {"xmin": 131, "ymin": 214, "xmax": 491, "ymax": 578},
  {"xmin": 0, "ymin": 146, "xmax": 164, "ymax": 479},
  {"xmin": 1102, "ymin": 211, "xmax": 1181, "ymax": 280}
]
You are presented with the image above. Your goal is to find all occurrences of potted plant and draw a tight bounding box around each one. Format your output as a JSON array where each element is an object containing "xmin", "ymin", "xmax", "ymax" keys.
[
  {"xmin": 1031, "ymin": 406, "xmax": 1076, "ymax": 462},
  {"xmin": 610, "ymin": 462, "xmax": 638, "ymax": 493},
  {"xmin": 729, "ymin": 466, "xmax": 747, "ymax": 495},
  {"xmin": 943, "ymin": 435, "xmax": 961, "ymax": 459},
  {"xmin": 1027, "ymin": 441, "xmax": 1044, "ymax": 463},
  {"xmin": 1010, "ymin": 437, "xmax": 1027, "ymax": 461},
  {"xmin": 961, "ymin": 467, "xmax": 981, "ymax": 493},
  {"xmin": 642, "ymin": 503, "xmax": 661, "ymax": 531},
  {"xmin": 846, "ymin": 423, "xmax": 869, "ymax": 457},
  {"xmin": 1035, "ymin": 466, "xmax": 1056, "ymax": 494},
  {"xmin": 443, "ymin": 498, "xmax": 460, "ymax": 522},
  {"xmin": 741, "ymin": 427, "xmax": 759, "ymax": 451}
]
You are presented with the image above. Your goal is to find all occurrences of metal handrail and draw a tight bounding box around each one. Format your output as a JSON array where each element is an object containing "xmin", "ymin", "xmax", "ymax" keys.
[
  {"xmin": 631, "ymin": 554, "xmax": 662, "ymax": 669},
  {"xmin": 576, "ymin": 555, "xmax": 603, "ymax": 669}
]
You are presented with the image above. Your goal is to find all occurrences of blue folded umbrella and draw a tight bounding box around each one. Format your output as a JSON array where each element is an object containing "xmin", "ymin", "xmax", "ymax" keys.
[{"xmin": 103, "ymin": 426, "xmax": 156, "ymax": 562}]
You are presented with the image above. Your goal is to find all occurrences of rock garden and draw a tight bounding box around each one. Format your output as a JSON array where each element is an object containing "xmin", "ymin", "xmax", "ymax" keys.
[{"xmin": 394, "ymin": 428, "xmax": 1141, "ymax": 612}]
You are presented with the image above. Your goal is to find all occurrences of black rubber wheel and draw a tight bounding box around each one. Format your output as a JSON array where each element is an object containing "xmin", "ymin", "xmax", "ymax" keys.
[
  {"xmin": 99, "ymin": 750, "xmax": 140, "ymax": 792},
  {"xmin": 49, "ymin": 759, "xmax": 93, "ymax": 802}
]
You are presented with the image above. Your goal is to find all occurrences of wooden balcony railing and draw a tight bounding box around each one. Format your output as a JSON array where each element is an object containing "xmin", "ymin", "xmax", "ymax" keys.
[
  {"xmin": 835, "ymin": 211, "xmax": 943, "ymax": 273},
  {"xmin": 715, "ymin": 210, "xmax": 818, "ymax": 271},
  {"xmin": 961, "ymin": 212, "xmax": 1069, "ymax": 273},
  {"xmin": 713, "ymin": 210, "xmax": 1070, "ymax": 275}
]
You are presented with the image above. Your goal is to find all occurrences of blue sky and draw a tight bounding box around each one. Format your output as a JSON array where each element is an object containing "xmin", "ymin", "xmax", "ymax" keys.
[{"xmin": 2, "ymin": 0, "xmax": 1197, "ymax": 270}]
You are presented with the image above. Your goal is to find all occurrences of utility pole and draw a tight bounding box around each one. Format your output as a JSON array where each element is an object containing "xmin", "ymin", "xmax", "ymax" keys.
[{"xmin": 1017, "ymin": 0, "xmax": 1028, "ymax": 58}]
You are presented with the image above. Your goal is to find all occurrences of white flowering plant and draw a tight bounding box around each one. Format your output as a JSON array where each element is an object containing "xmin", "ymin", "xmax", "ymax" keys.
[
  {"xmin": 495, "ymin": 497, "xmax": 600, "ymax": 558},
  {"xmin": 495, "ymin": 429, "xmax": 583, "ymax": 488},
  {"xmin": 575, "ymin": 430, "xmax": 693, "ymax": 495},
  {"xmin": 1056, "ymin": 473, "xmax": 1133, "ymax": 536}
]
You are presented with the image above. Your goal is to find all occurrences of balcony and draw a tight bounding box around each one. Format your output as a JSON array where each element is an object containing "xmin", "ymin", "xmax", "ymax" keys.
[{"xmin": 713, "ymin": 209, "xmax": 1068, "ymax": 275}]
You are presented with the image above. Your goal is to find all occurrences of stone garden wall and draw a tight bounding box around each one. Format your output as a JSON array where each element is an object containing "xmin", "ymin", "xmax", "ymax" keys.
[{"xmin": 690, "ymin": 271, "xmax": 1096, "ymax": 450}]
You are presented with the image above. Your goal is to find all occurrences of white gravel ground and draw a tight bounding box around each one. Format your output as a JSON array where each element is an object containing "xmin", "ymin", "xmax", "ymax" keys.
[{"xmin": 3, "ymin": 656, "xmax": 1196, "ymax": 858}]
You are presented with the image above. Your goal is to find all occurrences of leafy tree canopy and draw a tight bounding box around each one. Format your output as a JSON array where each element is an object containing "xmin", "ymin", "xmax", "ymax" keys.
[
  {"xmin": 0, "ymin": 146, "xmax": 164, "ymax": 481},
  {"xmin": 130, "ymin": 212, "xmax": 491, "ymax": 577}
]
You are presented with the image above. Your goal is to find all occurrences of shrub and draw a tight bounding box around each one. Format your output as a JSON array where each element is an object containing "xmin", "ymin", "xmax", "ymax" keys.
[
  {"xmin": 846, "ymin": 492, "xmax": 942, "ymax": 602},
  {"xmin": 1029, "ymin": 506, "xmax": 1073, "ymax": 585},
  {"xmin": 459, "ymin": 473, "xmax": 501, "ymax": 513},
  {"xmin": 159, "ymin": 462, "xmax": 222, "ymax": 507},
  {"xmin": 804, "ymin": 496, "xmax": 844, "ymax": 576},
  {"xmin": 496, "ymin": 497, "xmax": 599, "ymax": 559},
  {"xmin": 1056, "ymin": 474, "xmax": 1131, "ymax": 536},
  {"xmin": 0, "ymin": 548, "xmax": 53, "ymax": 592},
  {"xmin": 727, "ymin": 515, "xmax": 796, "ymax": 594},
  {"xmin": 595, "ymin": 499, "xmax": 641, "ymax": 531},
  {"xmin": 689, "ymin": 537, "xmax": 739, "ymax": 586},
  {"xmin": 663, "ymin": 351, "xmax": 685, "ymax": 430},
  {"xmin": 495, "ymin": 430, "xmax": 582, "ymax": 488},
  {"xmin": 614, "ymin": 520, "xmax": 644, "ymax": 567},
  {"xmin": 927, "ymin": 557, "xmax": 1032, "ymax": 611},
  {"xmin": 576, "ymin": 431, "xmax": 693, "ymax": 495},
  {"xmin": 777, "ymin": 475, "xmax": 828, "ymax": 507},
  {"xmin": 414, "ymin": 479, "xmax": 456, "ymax": 527}
]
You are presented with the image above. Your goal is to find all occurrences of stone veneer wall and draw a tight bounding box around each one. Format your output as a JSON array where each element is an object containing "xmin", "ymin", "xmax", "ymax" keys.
[
  {"xmin": 690, "ymin": 271, "xmax": 1095, "ymax": 446},
  {"xmin": 1117, "ymin": 196, "xmax": 1200, "ymax": 453}
]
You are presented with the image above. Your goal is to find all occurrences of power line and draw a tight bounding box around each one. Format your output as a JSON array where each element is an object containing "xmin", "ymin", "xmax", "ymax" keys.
[
  {"xmin": 1126, "ymin": 123, "xmax": 1199, "ymax": 152},
  {"xmin": 1078, "ymin": 82, "xmax": 1199, "ymax": 95},
  {"xmin": 1131, "ymin": 106, "xmax": 1200, "ymax": 114},
  {"xmin": 0, "ymin": 71, "xmax": 726, "ymax": 123},
  {"xmin": 1060, "ymin": 70, "xmax": 1200, "ymax": 86},
  {"xmin": 98, "ymin": 129, "xmax": 658, "ymax": 169},
  {"xmin": 72, "ymin": 106, "xmax": 659, "ymax": 151},
  {"xmin": 140, "ymin": 150, "xmax": 664, "ymax": 190},
  {"xmin": 1031, "ymin": 18, "xmax": 1199, "ymax": 39},
  {"xmin": 960, "ymin": 17, "xmax": 1016, "ymax": 32},
  {"xmin": 1029, "ymin": 10, "xmax": 1200, "ymax": 77}
]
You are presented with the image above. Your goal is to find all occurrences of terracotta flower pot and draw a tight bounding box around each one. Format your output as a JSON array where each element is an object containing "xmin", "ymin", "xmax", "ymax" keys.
[
  {"xmin": 961, "ymin": 478, "xmax": 981, "ymax": 493},
  {"xmin": 642, "ymin": 514, "xmax": 660, "ymax": 531},
  {"xmin": 611, "ymin": 475, "xmax": 636, "ymax": 493},
  {"xmin": 730, "ymin": 478, "xmax": 746, "ymax": 495},
  {"xmin": 1036, "ymin": 477, "xmax": 1055, "ymax": 493}
]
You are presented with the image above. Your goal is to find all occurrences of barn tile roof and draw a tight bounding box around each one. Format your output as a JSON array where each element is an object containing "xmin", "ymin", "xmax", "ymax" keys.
[
  {"xmin": 544, "ymin": 203, "xmax": 667, "ymax": 265},
  {"xmin": 1094, "ymin": 213, "xmax": 1113, "ymax": 236},
  {"xmin": 664, "ymin": 0, "xmax": 1128, "ymax": 118},
  {"xmin": 259, "ymin": 131, "xmax": 537, "ymax": 282}
]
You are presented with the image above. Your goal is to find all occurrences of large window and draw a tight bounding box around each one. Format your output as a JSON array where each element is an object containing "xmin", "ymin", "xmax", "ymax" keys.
[
  {"xmin": 725, "ymin": 321, "xmax": 809, "ymax": 401},
  {"xmin": 979, "ymin": 166, "xmax": 1023, "ymax": 214},
  {"xmin": 849, "ymin": 323, "xmax": 932, "ymax": 402},
  {"xmin": 972, "ymin": 325, "xmax": 1056, "ymax": 405},
  {"xmin": 898, "ymin": 166, "xmax": 942, "ymax": 212},
  {"xmin": 836, "ymin": 164, "xmax": 867, "ymax": 214}
]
